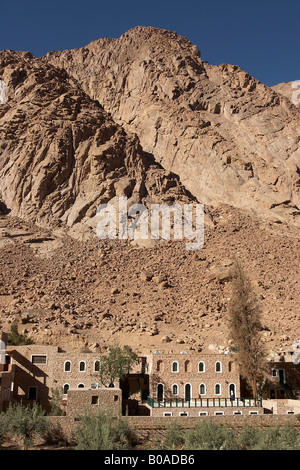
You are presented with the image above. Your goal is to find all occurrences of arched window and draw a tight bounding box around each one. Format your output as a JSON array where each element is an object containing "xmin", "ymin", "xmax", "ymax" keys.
[
  {"xmin": 172, "ymin": 361, "xmax": 179, "ymax": 373},
  {"xmin": 215, "ymin": 361, "xmax": 222, "ymax": 373},
  {"xmin": 64, "ymin": 361, "xmax": 71, "ymax": 372},
  {"xmin": 198, "ymin": 361, "xmax": 205, "ymax": 373},
  {"xmin": 63, "ymin": 384, "xmax": 70, "ymax": 395},
  {"xmin": 172, "ymin": 384, "xmax": 179, "ymax": 395},
  {"xmin": 157, "ymin": 360, "xmax": 164, "ymax": 372},
  {"xmin": 94, "ymin": 360, "xmax": 101, "ymax": 372},
  {"xmin": 215, "ymin": 384, "xmax": 221, "ymax": 395},
  {"xmin": 77, "ymin": 383, "xmax": 85, "ymax": 389},
  {"xmin": 199, "ymin": 383, "xmax": 206, "ymax": 395},
  {"xmin": 184, "ymin": 360, "xmax": 191, "ymax": 373},
  {"xmin": 79, "ymin": 361, "xmax": 86, "ymax": 372}
]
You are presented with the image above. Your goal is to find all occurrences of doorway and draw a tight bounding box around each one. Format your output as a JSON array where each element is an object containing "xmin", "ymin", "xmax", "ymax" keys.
[
  {"xmin": 157, "ymin": 383, "xmax": 164, "ymax": 401},
  {"xmin": 185, "ymin": 383, "xmax": 191, "ymax": 401}
]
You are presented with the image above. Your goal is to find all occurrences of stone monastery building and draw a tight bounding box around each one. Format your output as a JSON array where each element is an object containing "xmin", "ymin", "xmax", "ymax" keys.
[{"xmin": 1, "ymin": 331, "xmax": 300, "ymax": 418}]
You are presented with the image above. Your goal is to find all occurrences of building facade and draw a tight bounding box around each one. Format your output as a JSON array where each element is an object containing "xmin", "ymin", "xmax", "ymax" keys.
[
  {"xmin": 148, "ymin": 352, "xmax": 240, "ymax": 402},
  {"xmin": 1, "ymin": 331, "xmax": 300, "ymax": 417}
]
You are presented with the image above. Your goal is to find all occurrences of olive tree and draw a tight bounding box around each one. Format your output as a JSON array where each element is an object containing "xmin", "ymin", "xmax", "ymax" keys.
[{"xmin": 97, "ymin": 345, "xmax": 139, "ymax": 388}]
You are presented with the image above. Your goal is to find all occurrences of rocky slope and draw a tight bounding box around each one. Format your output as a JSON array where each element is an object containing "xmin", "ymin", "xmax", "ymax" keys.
[
  {"xmin": 272, "ymin": 81, "xmax": 300, "ymax": 105},
  {"xmin": 45, "ymin": 26, "xmax": 300, "ymax": 228},
  {"xmin": 0, "ymin": 205, "xmax": 299, "ymax": 357}
]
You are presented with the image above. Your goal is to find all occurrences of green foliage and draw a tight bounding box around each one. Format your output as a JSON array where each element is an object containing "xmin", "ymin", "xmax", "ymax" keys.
[
  {"xmin": 0, "ymin": 412, "xmax": 8, "ymax": 446},
  {"xmin": 5, "ymin": 402, "xmax": 49, "ymax": 450},
  {"xmin": 184, "ymin": 420, "xmax": 240, "ymax": 450},
  {"xmin": 254, "ymin": 424, "xmax": 300, "ymax": 450},
  {"xmin": 97, "ymin": 345, "xmax": 139, "ymax": 388},
  {"xmin": 75, "ymin": 411, "xmax": 137, "ymax": 450},
  {"xmin": 165, "ymin": 421, "xmax": 184, "ymax": 450},
  {"xmin": 48, "ymin": 387, "xmax": 65, "ymax": 416},
  {"xmin": 237, "ymin": 424, "xmax": 260, "ymax": 450},
  {"xmin": 158, "ymin": 420, "xmax": 300, "ymax": 451},
  {"xmin": 7, "ymin": 322, "xmax": 34, "ymax": 346}
]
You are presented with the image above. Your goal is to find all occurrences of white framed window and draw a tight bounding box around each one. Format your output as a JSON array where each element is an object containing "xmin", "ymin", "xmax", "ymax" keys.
[
  {"xmin": 215, "ymin": 361, "xmax": 222, "ymax": 373},
  {"xmin": 198, "ymin": 361, "xmax": 205, "ymax": 373},
  {"xmin": 94, "ymin": 360, "xmax": 101, "ymax": 372},
  {"xmin": 233, "ymin": 411, "xmax": 242, "ymax": 415},
  {"xmin": 77, "ymin": 383, "xmax": 85, "ymax": 388},
  {"xmin": 172, "ymin": 384, "xmax": 179, "ymax": 395},
  {"xmin": 79, "ymin": 361, "xmax": 86, "ymax": 372},
  {"xmin": 199, "ymin": 411, "xmax": 208, "ymax": 416},
  {"xmin": 179, "ymin": 412, "xmax": 189, "ymax": 417},
  {"xmin": 171, "ymin": 361, "xmax": 179, "ymax": 373},
  {"xmin": 214, "ymin": 411, "xmax": 224, "ymax": 416},
  {"xmin": 286, "ymin": 411, "xmax": 294, "ymax": 415},
  {"xmin": 215, "ymin": 384, "xmax": 221, "ymax": 395},
  {"xmin": 249, "ymin": 411, "xmax": 259, "ymax": 415},
  {"xmin": 163, "ymin": 412, "xmax": 173, "ymax": 417},
  {"xmin": 31, "ymin": 355, "xmax": 47, "ymax": 365},
  {"xmin": 64, "ymin": 361, "xmax": 71, "ymax": 372},
  {"xmin": 199, "ymin": 383, "xmax": 206, "ymax": 395},
  {"xmin": 63, "ymin": 384, "xmax": 70, "ymax": 395}
]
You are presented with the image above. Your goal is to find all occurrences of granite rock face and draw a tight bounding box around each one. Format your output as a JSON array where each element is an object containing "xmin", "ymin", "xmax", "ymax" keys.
[
  {"xmin": 0, "ymin": 48, "xmax": 191, "ymax": 237},
  {"xmin": 45, "ymin": 26, "xmax": 300, "ymax": 227}
]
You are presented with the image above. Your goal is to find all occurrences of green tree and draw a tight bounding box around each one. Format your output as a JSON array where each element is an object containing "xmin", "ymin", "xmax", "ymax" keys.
[
  {"xmin": 227, "ymin": 260, "xmax": 266, "ymax": 397},
  {"xmin": 0, "ymin": 412, "xmax": 8, "ymax": 447},
  {"xmin": 165, "ymin": 421, "xmax": 184, "ymax": 450},
  {"xmin": 237, "ymin": 423, "xmax": 260, "ymax": 450},
  {"xmin": 75, "ymin": 411, "xmax": 136, "ymax": 450},
  {"xmin": 7, "ymin": 322, "xmax": 34, "ymax": 346},
  {"xmin": 184, "ymin": 420, "xmax": 240, "ymax": 450},
  {"xmin": 48, "ymin": 387, "xmax": 65, "ymax": 416},
  {"xmin": 97, "ymin": 345, "xmax": 139, "ymax": 388},
  {"xmin": 255, "ymin": 424, "xmax": 300, "ymax": 450},
  {"xmin": 5, "ymin": 402, "xmax": 49, "ymax": 450}
]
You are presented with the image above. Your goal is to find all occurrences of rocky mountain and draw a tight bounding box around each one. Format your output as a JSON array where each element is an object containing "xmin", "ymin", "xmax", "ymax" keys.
[
  {"xmin": 0, "ymin": 48, "xmax": 192, "ymax": 240},
  {"xmin": 44, "ymin": 26, "xmax": 300, "ymax": 229},
  {"xmin": 272, "ymin": 81, "xmax": 300, "ymax": 105},
  {"xmin": 0, "ymin": 27, "xmax": 299, "ymax": 354}
]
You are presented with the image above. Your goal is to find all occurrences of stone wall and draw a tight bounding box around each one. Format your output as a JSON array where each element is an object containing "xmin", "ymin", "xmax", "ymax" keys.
[{"xmin": 66, "ymin": 388, "xmax": 122, "ymax": 417}]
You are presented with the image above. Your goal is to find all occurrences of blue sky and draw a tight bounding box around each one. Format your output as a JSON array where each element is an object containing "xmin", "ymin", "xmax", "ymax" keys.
[{"xmin": 1, "ymin": 0, "xmax": 299, "ymax": 86}]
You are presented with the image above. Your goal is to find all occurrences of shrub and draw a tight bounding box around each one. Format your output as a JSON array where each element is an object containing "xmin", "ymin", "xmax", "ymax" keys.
[
  {"xmin": 5, "ymin": 402, "xmax": 49, "ymax": 450},
  {"xmin": 75, "ymin": 411, "xmax": 137, "ymax": 450},
  {"xmin": 184, "ymin": 420, "xmax": 240, "ymax": 450},
  {"xmin": 7, "ymin": 322, "xmax": 34, "ymax": 346},
  {"xmin": 165, "ymin": 421, "xmax": 184, "ymax": 450},
  {"xmin": 254, "ymin": 424, "xmax": 300, "ymax": 450},
  {"xmin": 237, "ymin": 424, "xmax": 260, "ymax": 450},
  {"xmin": 0, "ymin": 412, "xmax": 8, "ymax": 446}
]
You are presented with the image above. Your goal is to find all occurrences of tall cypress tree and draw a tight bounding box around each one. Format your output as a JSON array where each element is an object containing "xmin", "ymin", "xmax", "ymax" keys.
[{"xmin": 227, "ymin": 260, "xmax": 266, "ymax": 397}]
